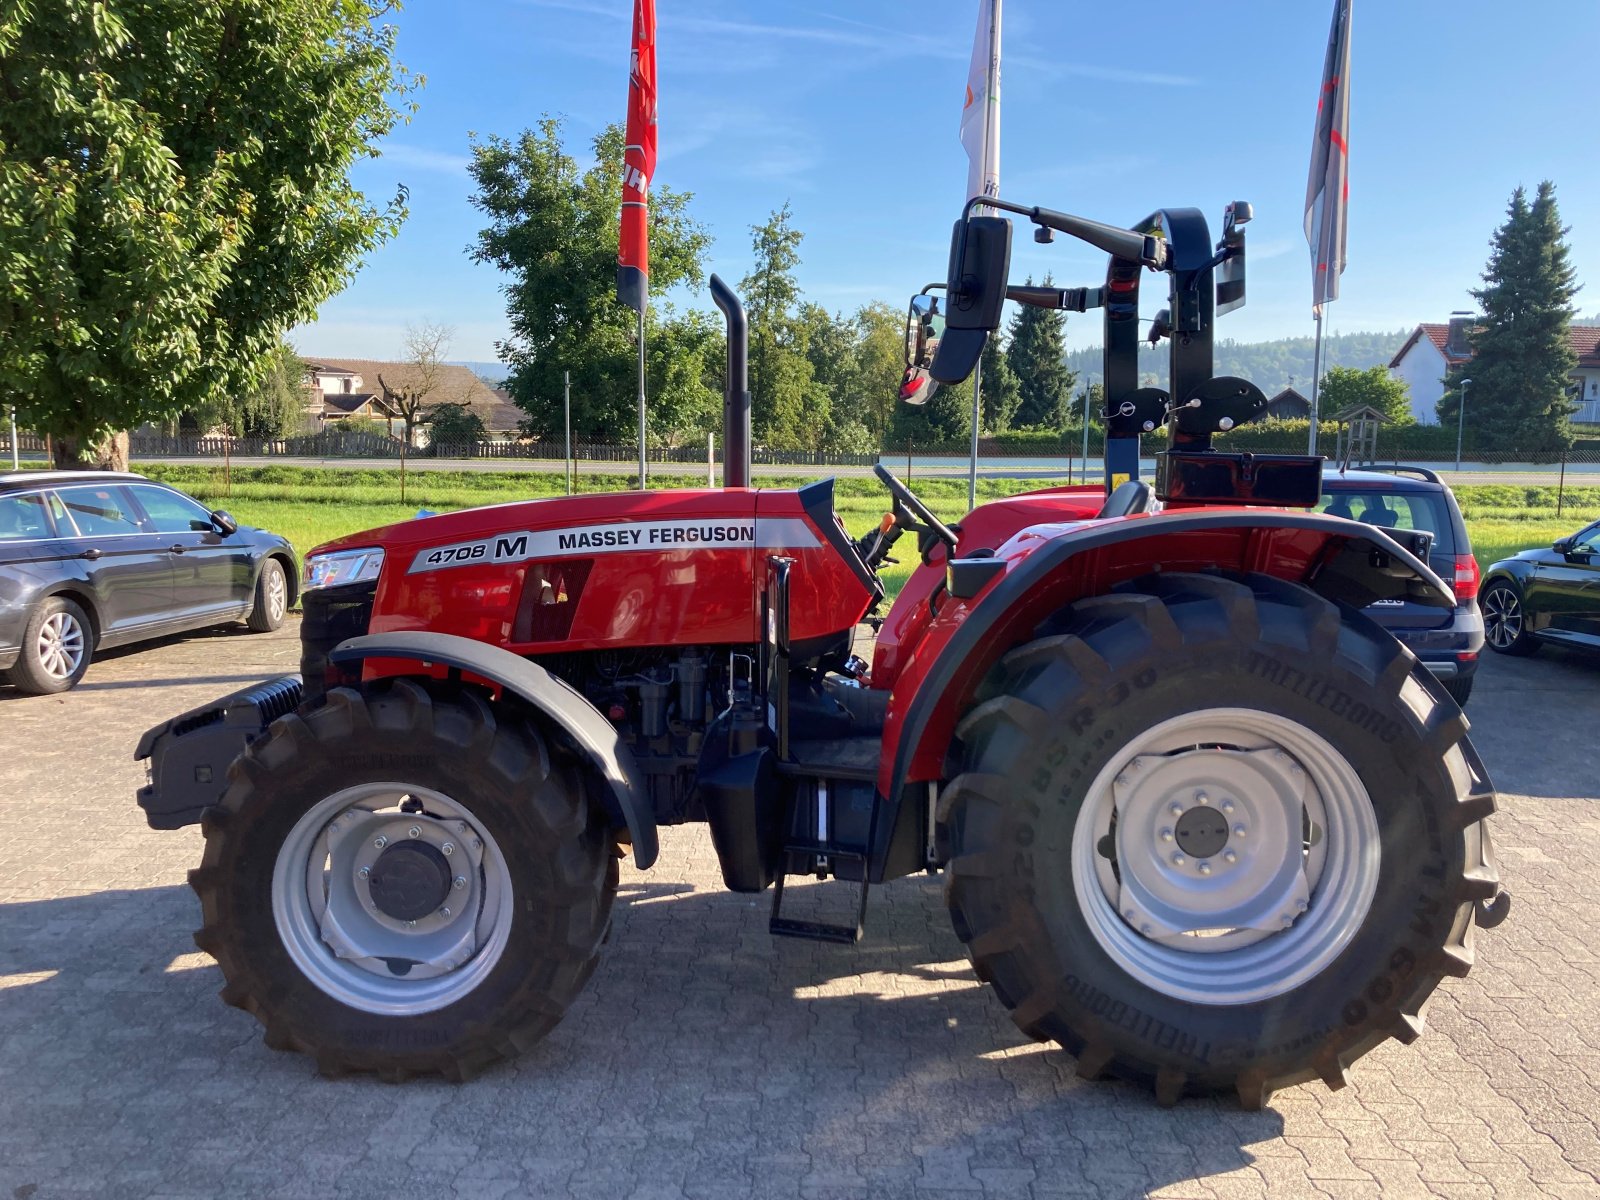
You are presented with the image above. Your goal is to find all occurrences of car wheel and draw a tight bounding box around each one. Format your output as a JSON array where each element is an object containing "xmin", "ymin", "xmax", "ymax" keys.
[
  {"xmin": 1442, "ymin": 676, "xmax": 1474, "ymax": 706},
  {"xmin": 247, "ymin": 558, "xmax": 288, "ymax": 633},
  {"xmin": 1481, "ymin": 581, "xmax": 1538, "ymax": 657},
  {"xmin": 4, "ymin": 595, "xmax": 94, "ymax": 694}
]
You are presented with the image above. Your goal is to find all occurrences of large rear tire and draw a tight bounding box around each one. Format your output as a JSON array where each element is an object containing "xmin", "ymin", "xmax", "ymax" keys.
[
  {"xmin": 940, "ymin": 572, "xmax": 1498, "ymax": 1109},
  {"xmin": 190, "ymin": 680, "xmax": 617, "ymax": 1080}
]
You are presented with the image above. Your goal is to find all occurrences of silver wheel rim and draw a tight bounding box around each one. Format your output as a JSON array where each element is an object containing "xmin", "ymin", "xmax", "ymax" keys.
[
  {"xmin": 37, "ymin": 610, "xmax": 85, "ymax": 680},
  {"xmin": 1483, "ymin": 586, "xmax": 1521, "ymax": 649},
  {"xmin": 272, "ymin": 783, "xmax": 514, "ymax": 1015},
  {"xmin": 1071, "ymin": 707, "xmax": 1380, "ymax": 1006},
  {"xmin": 265, "ymin": 566, "xmax": 287, "ymax": 622}
]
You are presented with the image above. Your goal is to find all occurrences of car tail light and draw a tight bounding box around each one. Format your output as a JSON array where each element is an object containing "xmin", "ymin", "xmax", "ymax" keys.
[{"xmin": 1453, "ymin": 553, "xmax": 1480, "ymax": 601}]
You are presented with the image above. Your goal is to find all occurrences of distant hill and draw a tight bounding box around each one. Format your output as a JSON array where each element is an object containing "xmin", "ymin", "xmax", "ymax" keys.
[
  {"xmin": 450, "ymin": 361, "xmax": 509, "ymax": 387},
  {"xmin": 1064, "ymin": 329, "xmax": 1413, "ymax": 396}
]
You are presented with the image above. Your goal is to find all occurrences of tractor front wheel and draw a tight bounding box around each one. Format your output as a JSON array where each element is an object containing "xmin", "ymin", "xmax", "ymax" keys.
[
  {"xmin": 941, "ymin": 572, "xmax": 1498, "ymax": 1108},
  {"xmin": 190, "ymin": 680, "xmax": 617, "ymax": 1080}
]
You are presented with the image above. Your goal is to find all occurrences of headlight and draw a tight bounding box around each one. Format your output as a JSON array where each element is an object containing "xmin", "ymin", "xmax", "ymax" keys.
[{"xmin": 304, "ymin": 547, "xmax": 385, "ymax": 591}]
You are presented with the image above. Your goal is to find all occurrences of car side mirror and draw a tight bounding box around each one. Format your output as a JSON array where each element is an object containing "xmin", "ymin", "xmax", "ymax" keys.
[
  {"xmin": 930, "ymin": 214, "xmax": 1011, "ymax": 384},
  {"xmin": 1553, "ymin": 537, "xmax": 1572, "ymax": 554},
  {"xmin": 211, "ymin": 510, "xmax": 238, "ymax": 536}
]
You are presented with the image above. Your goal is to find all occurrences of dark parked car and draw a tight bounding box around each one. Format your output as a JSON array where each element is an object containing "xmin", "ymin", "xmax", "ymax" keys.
[
  {"xmin": 1480, "ymin": 518, "xmax": 1600, "ymax": 658},
  {"xmin": 1318, "ymin": 467, "xmax": 1483, "ymax": 705},
  {"xmin": 0, "ymin": 471, "xmax": 296, "ymax": 693}
]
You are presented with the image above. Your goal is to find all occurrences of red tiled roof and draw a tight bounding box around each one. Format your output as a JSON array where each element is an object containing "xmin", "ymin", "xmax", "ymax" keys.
[{"xmin": 1391, "ymin": 323, "xmax": 1600, "ymax": 369}]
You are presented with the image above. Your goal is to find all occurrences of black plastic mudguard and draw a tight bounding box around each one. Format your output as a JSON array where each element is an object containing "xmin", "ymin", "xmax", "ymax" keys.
[{"xmin": 134, "ymin": 674, "xmax": 305, "ymax": 830}]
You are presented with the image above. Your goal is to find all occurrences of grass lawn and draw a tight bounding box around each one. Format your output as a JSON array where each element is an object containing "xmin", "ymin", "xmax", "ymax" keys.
[{"xmin": 136, "ymin": 463, "xmax": 1600, "ymax": 604}]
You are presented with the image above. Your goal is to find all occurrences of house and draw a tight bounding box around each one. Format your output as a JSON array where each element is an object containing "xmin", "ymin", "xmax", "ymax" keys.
[
  {"xmin": 1265, "ymin": 387, "xmax": 1311, "ymax": 420},
  {"xmin": 301, "ymin": 359, "xmax": 523, "ymax": 442},
  {"xmin": 1388, "ymin": 318, "xmax": 1600, "ymax": 425}
]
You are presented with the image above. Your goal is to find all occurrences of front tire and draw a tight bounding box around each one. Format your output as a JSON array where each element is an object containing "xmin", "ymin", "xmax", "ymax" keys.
[
  {"xmin": 4, "ymin": 595, "xmax": 93, "ymax": 693},
  {"xmin": 1481, "ymin": 580, "xmax": 1538, "ymax": 656},
  {"xmin": 940, "ymin": 572, "xmax": 1498, "ymax": 1108},
  {"xmin": 190, "ymin": 680, "xmax": 617, "ymax": 1080},
  {"xmin": 246, "ymin": 558, "xmax": 288, "ymax": 632}
]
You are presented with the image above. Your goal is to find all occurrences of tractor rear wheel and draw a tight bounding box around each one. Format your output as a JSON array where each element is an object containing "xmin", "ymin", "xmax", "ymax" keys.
[
  {"xmin": 190, "ymin": 680, "xmax": 617, "ymax": 1081},
  {"xmin": 940, "ymin": 572, "xmax": 1498, "ymax": 1109}
]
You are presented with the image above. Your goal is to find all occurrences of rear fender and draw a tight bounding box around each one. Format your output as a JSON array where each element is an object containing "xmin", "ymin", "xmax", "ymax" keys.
[
  {"xmin": 869, "ymin": 510, "xmax": 1452, "ymax": 876},
  {"xmin": 331, "ymin": 631, "xmax": 658, "ymax": 869}
]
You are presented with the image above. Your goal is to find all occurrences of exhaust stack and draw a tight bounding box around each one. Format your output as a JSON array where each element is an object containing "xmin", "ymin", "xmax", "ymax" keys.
[{"xmin": 710, "ymin": 274, "xmax": 751, "ymax": 488}]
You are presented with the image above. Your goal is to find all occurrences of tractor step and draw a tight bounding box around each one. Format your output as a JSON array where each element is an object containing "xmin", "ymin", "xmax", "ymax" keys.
[{"xmin": 769, "ymin": 844, "xmax": 870, "ymax": 944}]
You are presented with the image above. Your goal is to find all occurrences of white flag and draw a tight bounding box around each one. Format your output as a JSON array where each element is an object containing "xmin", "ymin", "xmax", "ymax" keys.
[{"xmin": 960, "ymin": 0, "xmax": 1000, "ymax": 208}]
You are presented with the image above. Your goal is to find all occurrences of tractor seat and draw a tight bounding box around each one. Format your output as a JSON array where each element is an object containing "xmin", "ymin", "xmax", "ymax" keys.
[{"xmin": 1097, "ymin": 480, "xmax": 1155, "ymax": 519}]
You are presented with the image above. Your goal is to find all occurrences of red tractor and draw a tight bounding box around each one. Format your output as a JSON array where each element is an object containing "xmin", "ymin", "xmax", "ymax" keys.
[{"xmin": 136, "ymin": 198, "xmax": 1505, "ymax": 1107}]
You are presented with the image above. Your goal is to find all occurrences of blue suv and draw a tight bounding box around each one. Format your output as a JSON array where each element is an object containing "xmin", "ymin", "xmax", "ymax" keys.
[{"xmin": 1317, "ymin": 467, "xmax": 1483, "ymax": 705}]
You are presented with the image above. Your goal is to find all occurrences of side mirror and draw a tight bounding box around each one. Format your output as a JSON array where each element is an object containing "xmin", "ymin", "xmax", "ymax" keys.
[
  {"xmin": 904, "ymin": 293, "xmax": 946, "ymax": 371},
  {"xmin": 899, "ymin": 366, "xmax": 939, "ymax": 406},
  {"xmin": 1553, "ymin": 537, "xmax": 1572, "ymax": 554},
  {"xmin": 930, "ymin": 214, "xmax": 1012, "ymax": 384},
  {"xmin": 211, "ymin": 509, "xmax": 238, "ymax": 536}
]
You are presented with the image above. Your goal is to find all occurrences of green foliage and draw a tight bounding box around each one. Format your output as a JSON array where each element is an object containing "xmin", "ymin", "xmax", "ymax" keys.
[
  {"xmin": 425, "ymin": 403, "xmax": 487, "ymax": 446},
  {"xmin": 741, "ymin": 203, "xmax": 827, "ymax": 449},
  {"xmin": 1439, "ymin": 182, "xmax": 1580, "ymax": 451},
  {"xmin": 1318, "ymin": 365, "xmax": 1414, "ymax": 425},
  {"xmin": 979, "ymin": 337, "xmax": 1021, "ymax": 433},
  {"xmin": 646, "ymin": 307, "xmax": 722, "ymax": 447},
  {"xmin": 1066, "ymin": 330, "xmax": 1412, "ymax": 397},
  {"xmin": 195, "ymin": 341, "xmax": 311, "ymax": 438},
  {"xmin": 1006, "ymin": 282, "xmax": 1077, "ymax": 428},
  {"xmin": 467, "ymin": 117, "xmax": 712, "ymax": 439},
  {"xmin": 0, "ymin": 0, "xmax": 413, "ymax": 464}
]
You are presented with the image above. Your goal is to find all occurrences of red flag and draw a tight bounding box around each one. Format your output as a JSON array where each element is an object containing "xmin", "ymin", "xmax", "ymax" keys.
[
  {"xmin": 1305, "ymin": 0, "xmax": 1352, "ymax": 315},
  {"xmin": 617, "ymin": 0, "xmax": 656, "ymax": 314}
]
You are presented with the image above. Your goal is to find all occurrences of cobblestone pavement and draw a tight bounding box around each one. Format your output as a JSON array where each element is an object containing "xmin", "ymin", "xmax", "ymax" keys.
[{"xmin": 2, "ymin": 621, "xmax": 1598, "ymax": 1199}]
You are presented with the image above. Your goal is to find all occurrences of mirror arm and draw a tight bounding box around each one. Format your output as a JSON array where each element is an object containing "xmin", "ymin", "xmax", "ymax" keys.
[{"xmin": 958, "ymin": 196, "xmax": 1168, "ymax": 271}]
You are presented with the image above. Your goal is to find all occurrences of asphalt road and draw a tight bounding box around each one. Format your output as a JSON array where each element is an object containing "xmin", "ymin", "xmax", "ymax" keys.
[{"xmin": 2, "ymin": 622, "xmax": 1599, "ymax": 1198}]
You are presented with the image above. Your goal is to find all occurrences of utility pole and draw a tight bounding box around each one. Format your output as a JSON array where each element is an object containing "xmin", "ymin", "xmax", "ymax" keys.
[
  {"xmin": 7, "ymin": 407, "xmax": 17, "ymax": 471},
  {"xmin": 564, "ymin": 371, "xmax": 573, "ymax": 496}
]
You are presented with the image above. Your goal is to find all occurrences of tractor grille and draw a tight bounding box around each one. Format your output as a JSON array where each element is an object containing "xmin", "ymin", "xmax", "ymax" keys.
[{"xmin": 300, "ymin": 580, "xmax": 377, "ymax": 704}]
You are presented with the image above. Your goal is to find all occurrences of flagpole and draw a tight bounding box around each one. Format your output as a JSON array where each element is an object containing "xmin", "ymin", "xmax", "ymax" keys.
[
  {"xmin": 1308, "ymin": 309, "xmax": 1324, "ymax": 454},
  {"xmin": 966, "ymin": 0, "xmax": 1000, "ymax": 511},
  {"xmin": 637, "ymin": 308, "xmax": 647, "ymax": 489}
]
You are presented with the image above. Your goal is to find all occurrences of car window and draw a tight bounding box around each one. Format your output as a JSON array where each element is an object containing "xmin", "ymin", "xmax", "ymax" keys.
[
  {"xmin": 1318, "ymin": 490, "xmax": 1456, "ymax": 555},
  {"xmin": 1573, "ymin": 522, "xmax": 1600, "ymax": 555},
  {"xmin": 0, "ymin": 492, "xmax": 55, "ymax": 540},
  {"xmin": 129, "ymin": 484, "xmax": 213, "ymax": 535},
  {"xmin": 55, "ymin": 485, "xmax": 145, "ymax": 537}
]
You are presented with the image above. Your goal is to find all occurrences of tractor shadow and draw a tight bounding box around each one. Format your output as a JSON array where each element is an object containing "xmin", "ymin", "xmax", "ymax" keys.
[{"xmin": 0, "ymin": 874, "xmax": 1285, "ymax": 1197}]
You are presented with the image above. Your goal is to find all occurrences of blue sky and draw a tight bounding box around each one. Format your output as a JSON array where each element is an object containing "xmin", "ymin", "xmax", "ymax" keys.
[{"xmin": 294, "ymin": 0, "xmax": 1600, "ymax": 364}]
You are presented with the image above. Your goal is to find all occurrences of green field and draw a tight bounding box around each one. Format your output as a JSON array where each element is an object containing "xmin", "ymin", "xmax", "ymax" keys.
[{"xmin": 134, "ymin": 463, "xmax": 1599, "ymax": 604}]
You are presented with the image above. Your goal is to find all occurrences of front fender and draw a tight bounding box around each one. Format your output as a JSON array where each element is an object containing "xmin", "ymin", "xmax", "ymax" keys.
[
  {"xmin": 331, "ymin": 631, "xmax": 658, "ymax": 869},
  {"xmin": 871, "ymin": 510, "xmax": 1454, "ymax": 869}
]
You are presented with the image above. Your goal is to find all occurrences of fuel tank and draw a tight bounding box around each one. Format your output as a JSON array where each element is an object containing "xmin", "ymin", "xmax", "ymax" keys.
[{"xmin": 311, "ymin": 479, "xmax": 877, "ymax": 653}]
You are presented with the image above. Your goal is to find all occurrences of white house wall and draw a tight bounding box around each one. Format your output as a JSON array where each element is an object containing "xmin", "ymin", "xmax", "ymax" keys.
[{"xmin": 1390, "ymin": 341, "xmax": 1448, "ymax": 424}]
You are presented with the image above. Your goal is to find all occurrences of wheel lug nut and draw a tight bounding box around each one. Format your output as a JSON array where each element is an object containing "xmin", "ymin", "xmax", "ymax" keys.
[
  {"xmin": 405, "ymin": 919, "xmax": 417, "ymax": 929},
  {"xmin": 1194, "ymin": 791, "xmax": 1209, "ymax": 806},
  {"xmin": 1221, "ymin": 799, "xmax": 1234, "ymax": 814},
  {"xmin": 1169, "ymin": 802, "xmax": 1184, "ymax": 817},
  {"xmin": 1233, "ymin": 824, "xmax": 1248, "ymax": 838},
  {"xmin": 358, "ymin": 866, "xmax": 371, "ymax": 879},
  {"xmin": 1296, "ymin": 899, "xmax": 1308, "ymax": 913},
  {"xmin": 1159, "ymin": 827, "xmax": 1174, "ymax": 842},
  {"xmin": 1281, "ymin": 914, "xmax": 1294, "ymax": 928},
  {"xmin": 454, "ymin": 875, "xmax": 467, "ymax": 890},
  {"xmin": 1223, "ymin": 850, "xmax": 1238, "ymax": 864},
  {"xmin": 373, "ymin": 835, "xmax": 387, "ymax": 849},
  {"xmin": 439, "ymin": 907, "xmax": 451, "ymax": 918},
  {"xmin": 408, "ymin": 826, "xmax": 422, "ymax": 839},
  {"xmin": 1140, "ymin": 923, "xmax": 1153, "ymax": 935},
  {"xmin": 1198, "ymin": 862, "xmax": 1212, "ymax": 875},
  {"xmin": 471, "ymin": 839, "xmax": 482, "ymax": 852},
  {"xmin": 441, "ymin": 842, "xmax": 454, "ymax": 856},
  {"xmin": 1171, "ymin": 852, "xmax": 1187, "ymax": 867},
  {"xmin": 1123, "ymin": 908, "xmax": 1136, "ymax": 920}
]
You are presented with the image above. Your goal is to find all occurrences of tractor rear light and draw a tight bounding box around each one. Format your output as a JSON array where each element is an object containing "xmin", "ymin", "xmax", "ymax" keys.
[{"xmin": 1453, "ymin": 554, "xmax": 1480, "ymax": 602}]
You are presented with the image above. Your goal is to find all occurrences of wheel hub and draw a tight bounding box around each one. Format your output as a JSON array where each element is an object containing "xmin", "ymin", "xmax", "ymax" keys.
[
  {"xmin": 367, "ymin": 841, "xmax": 453, "ymax": 921},
  {"xmin": 1173, "ymin": 805, "xmax": 1230, "ymax": 859}
]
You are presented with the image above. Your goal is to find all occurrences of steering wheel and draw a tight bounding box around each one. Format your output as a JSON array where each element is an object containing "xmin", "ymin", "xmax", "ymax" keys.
[{"xmin": 873, "ymin": 464, "xmax": 960, "ymax": 554}]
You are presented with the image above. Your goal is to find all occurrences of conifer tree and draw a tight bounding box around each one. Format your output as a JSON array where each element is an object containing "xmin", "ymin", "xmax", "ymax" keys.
[
  {"xmin": 1005, "ymin": 280, "xmax": 1077, "ymax": 428},
  {"xmin": 979, "ymin": 337, "xmax": 1021, "ymax": 433},
  {"xmin": 1438, "ymin": 182, "xmax": 1579, "ymax": 452}
]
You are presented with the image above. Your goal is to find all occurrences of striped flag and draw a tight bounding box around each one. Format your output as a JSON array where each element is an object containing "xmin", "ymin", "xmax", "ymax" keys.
[
  {"xmin": 959, "ymin": 0, "xmax": 1000, "ymax": 208},
  {"xmin": 1304, "ymin": 0, "xmax": 1352, "ymax": 315},
  {"xmin": 617, "ymin": 0, "xmax": 656, "ymax": 314}
]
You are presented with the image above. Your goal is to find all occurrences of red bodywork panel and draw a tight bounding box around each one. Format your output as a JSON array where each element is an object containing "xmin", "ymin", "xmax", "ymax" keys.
[
  {"xmin": 312, "ymin": 487, "xmax": 875, "ymax": 662},
  {"xmin": 871, "ymin": 511, "xmax": 1373, "ymax": 800}
]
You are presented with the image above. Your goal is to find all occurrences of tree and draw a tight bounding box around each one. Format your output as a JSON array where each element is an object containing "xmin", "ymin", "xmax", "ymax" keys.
[
  {"xmin": 468, "ymin": 118, "xmax": 711, "ymax": 439},
  {"xmin": 741, "ymin": 203, "xmax": 826, "ymax": 450},
  {"xmin": 1438, "ymin": 182, "xmax": 1580, "ymax": 452},
  {"xmin": 426, "ymin": 403, "xmax": 487, "ymax": 451},
  {"xmin": 1318, "ymin": 365, "xmax": 1414, "ymax": 425},
  {"xmin": 0, "ymin": 1, "xmax": 412, "ymax": 468},
  {"xmin": 196, "ymin": 341, "xmax": 310, "ymax": 439},
  {"xmin": 378, "ymin": 321, "xmax": 461, "ymax": 448},
  {"xmin": 979, "ymin": 337, "xmax": 1022, "ymax": 433},
  {"xmin": 1006, "ymin": 283, "xmax": 1076, "ymax": 428}
]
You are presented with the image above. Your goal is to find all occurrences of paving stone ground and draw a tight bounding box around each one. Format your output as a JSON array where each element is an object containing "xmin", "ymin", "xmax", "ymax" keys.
[{"xmin": 1, "ymin": 620, "xmax": 1598, "ymax": 1199}]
